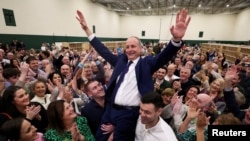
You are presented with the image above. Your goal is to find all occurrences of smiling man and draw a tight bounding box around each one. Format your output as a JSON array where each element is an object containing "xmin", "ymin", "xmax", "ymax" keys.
[
  {"xmin": 135, "ymin": 91, "xmax": 178, "ymax": 141},
  {"xmin": 76, "ymin": 8, "xmax": 191, "ymax": 141}
]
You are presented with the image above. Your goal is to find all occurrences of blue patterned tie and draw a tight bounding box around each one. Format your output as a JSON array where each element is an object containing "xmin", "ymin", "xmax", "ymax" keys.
[{"xmin": 111, "ymin": 61, "xmax": 133, "ymax": 102}]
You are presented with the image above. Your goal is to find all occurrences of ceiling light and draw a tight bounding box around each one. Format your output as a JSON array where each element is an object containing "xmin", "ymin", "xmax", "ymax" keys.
[
  {"xmin": 198, "ymin": 4, "xmax": 201, "ymax": 7},
  {"xmin": 226, "ymin": 4, "xmax": 230, "ymax": 7}
]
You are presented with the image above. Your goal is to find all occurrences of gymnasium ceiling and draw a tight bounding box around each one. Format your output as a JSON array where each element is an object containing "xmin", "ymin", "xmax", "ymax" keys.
[{"xmin": 90, "ymin": 0, "xmax": 250, "ymax": 16}]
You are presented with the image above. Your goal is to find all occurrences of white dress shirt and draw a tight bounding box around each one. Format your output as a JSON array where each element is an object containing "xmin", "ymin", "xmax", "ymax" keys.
[
  {"xmin": 114, "ymin": 57, "xmax": 141, "ymax": 106},
  {"xmin": 135, "ymin": 116, "xmax": 178, "ymax": 141}
]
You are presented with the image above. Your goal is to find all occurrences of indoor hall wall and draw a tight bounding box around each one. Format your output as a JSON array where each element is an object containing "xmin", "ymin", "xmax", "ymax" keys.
[
  {"xmin": 0, "ymin": 0, "xmax": 121, "ymax": 38},
  {"xmin": 0, "ymin": 0, "xmax": 249, "ymax": 47},
  {"xmin": 233, "ymin": 8, "xmax": 250, "ymax": 41},
  {"xmin": 120, "ymin": 13, "xmax": 237, "ymax": 41}
]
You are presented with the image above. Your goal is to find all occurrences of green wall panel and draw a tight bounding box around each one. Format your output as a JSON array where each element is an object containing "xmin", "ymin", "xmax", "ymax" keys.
[{"xmin": 0, "ymin": 34, "xmax": 249, "ymax": 50}]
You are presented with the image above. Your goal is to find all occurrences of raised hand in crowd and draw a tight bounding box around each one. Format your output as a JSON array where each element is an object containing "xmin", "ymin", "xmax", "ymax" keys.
[
  {"xmin": 25, "ymin": 105, "xmax": 41, "ymax": 120},
  {"xmin": 46, "ymin": 79, "xmax": 54, "ymax": 93},
  {"xmin": 196, "ymin": 112, "xmax": 210, "ymax": 141},
  {"xmin": 224, "ymin": 64, "xmax": 237, "ymax": 89},
  {"xmin": 170, "ymin": 8, "xmax": 191, "ymax": 42},
  {"xmin": 18, "ymin": 62, "xmax": 30, "ymax": 82}
]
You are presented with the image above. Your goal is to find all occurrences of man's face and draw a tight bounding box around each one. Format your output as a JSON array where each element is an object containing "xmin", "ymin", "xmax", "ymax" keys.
[
  {"xmin": 87, "ymin": 81, "xmax": 105, "ymax": 98},
  {"xmin": 156, "ymin": 68, "xmax": 166, "ymax": 80},
  {"xmin": 179, "ymin": 68, "xmax": 190, "ymax": 81},
  {"xmin": 125, "ymin": 37, "xmax": 142, "ymax": 61},
  {"xmin": 62, "ymin": 57, "xmax": 70, "ymax": 65},
  {"xmin": 7, "ymin": 53, "xmax": 14, "ymax": 60},
  {"xmin": 167, "ymin": 65, "xmax": 175, "ymax": 75},
  {"xmin": 192, "ymin": 94, "xmax": 212, "ymax": 111},
  {"xmin": 60, "ymin": 65, "xmax": 70, "ymax": 76},
  {"xmin": 29, "ymin": 60, "xmax": 39, "ymax": 70},
  {"xmin": 231, "ymin": 74, "xmax": 240, "ymax": 86},
  {"xmin": 139, "ymin": 103, "xmax": 161, "ymax": 126},
  {"xmin": 175, "ymin": 58, "xmax": 181, "ymax": 65}
]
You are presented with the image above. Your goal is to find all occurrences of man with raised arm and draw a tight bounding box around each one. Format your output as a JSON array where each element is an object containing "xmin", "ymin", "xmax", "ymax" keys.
[{"xmin": 76, "ymin": 8, "xmax": 191, "ymax": 141}]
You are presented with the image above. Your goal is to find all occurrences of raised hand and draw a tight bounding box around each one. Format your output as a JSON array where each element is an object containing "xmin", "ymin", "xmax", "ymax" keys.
[
  {"xmin": 224, "ymin": 64, "xmax": 237, "ymax": 89},
  {"xmin": 46, "ymin": 79, "xmax": 55, "ymax": 93},
  {"xmin": 196, "ymin": 112, "xmax": 210, "ymax": 129},
  {"xmin": 170, "ymin": 8, "xmax": 191, "ymax": 42},
  {"xmin": 20, "ymin": 62, "xmax": 29, "ymax": 73},
  {"xmin": 224, "ymin": 65, "xmax": 237, "ymax": 82},
  {"xmin": 76, "ymin": 10, "xmax": 92, "ymax": 36},
  {"xmin": 76, "ymin": 10, "xmax": 87, "ymax": 29},
  {"xmin": 187, "ymin": 100, "xmax": 200, "ymax": 120}
]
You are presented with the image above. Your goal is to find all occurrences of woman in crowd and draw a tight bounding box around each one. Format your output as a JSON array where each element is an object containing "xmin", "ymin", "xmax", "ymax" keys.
[
  {"xmin": 171, "ymin": 79, "xmax": 182, "ymax": 93},
  {"xmin": 0, "ymin": 86, "xmax": 48, "ymax": 133},
  {"xmin": 47, "ymin": 71, "xmax": 65, "ymax": 101},
  {"xmin": 44, "ymin": 100, "xmax": 95, "ymax": 141},
  {"xmin": 0, "ymin": 117, "xmax": 44, "ymax": 141},
  {"xmin": 160, "ymin": 88, "xmax": 176, "ymax": 125},
  {"xmin": 201, "ymin": 78, "xmax": 226, "ymax": 114},
  {"xmin": 182, "ymin": 85, "xmax": 200, "ymax": 105},
  {"xmin": 7, "ymin": 57, "xmax": 21, "ymax": 70},
  {"xmin": 31, "ymin": 80, "xmax": 51, "ymax": 110}
]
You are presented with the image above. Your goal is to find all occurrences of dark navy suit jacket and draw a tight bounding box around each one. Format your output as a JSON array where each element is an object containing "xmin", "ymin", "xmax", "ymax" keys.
[{"xmin": 90, "ymin": 37, "xmax": 182, "ymax": 122}]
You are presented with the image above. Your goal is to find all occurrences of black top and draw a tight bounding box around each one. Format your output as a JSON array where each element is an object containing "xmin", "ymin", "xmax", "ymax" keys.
[{"xmin": 81, "ymin": 99, "xmax": 105, "ymax": 135}]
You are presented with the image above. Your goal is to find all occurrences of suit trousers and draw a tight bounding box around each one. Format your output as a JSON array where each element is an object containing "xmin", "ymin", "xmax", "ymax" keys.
[{"xmin": 95, "ymin": 105, "xmax": 139, "ymax": 141}]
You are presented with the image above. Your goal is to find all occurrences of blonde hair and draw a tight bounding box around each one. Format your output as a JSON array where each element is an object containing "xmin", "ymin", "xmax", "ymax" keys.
[
  {"xmin": 211, "ymin": 78, "xmax": 225, "ymax": 98},
  {"xmin": 161, "ymin": 88, "xmax": 175, "ymax": 96}
]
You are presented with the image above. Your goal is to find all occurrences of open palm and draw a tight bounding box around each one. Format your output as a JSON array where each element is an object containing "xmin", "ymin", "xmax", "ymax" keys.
[{"xmin": 170, "ymin": 8, "xmax": 191, "ymax": 41}]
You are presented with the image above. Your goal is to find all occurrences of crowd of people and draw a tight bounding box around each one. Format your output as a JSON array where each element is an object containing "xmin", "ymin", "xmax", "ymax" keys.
[{"xmin": 0, "ymin": 8, "xmax": 249, "ymax": 141}]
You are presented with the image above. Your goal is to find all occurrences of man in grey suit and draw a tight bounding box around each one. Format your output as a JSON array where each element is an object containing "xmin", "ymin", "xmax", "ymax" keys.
[{"xmin": 76, "ymin": 8, "xmax": 191, "ymax": 141}]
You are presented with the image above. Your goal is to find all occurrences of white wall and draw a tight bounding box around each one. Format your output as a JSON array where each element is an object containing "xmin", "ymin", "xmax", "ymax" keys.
[
  {"xmin": 0, "ymin": 0, "xmax": 121, "ymax": 37},
  {"xmin": 0, "ymin": 0, "xmax": 249, "ymax": 41},
  {"xmin": 233, "ymin": 8, "xmax": 250, "ymax": 41},
  {"xmin": 120, "ymin": 14, "xmax": 237, "ymax": 41}
]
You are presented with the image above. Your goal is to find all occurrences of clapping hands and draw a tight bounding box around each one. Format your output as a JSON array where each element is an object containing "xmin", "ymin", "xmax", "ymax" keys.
[
  {"xmin": 25, "ymin": 105, "xmax": 41, "ymax": 120},
  {"xmin": 71, "ymin": 122, "xmax": 85, "ymax": 141}
]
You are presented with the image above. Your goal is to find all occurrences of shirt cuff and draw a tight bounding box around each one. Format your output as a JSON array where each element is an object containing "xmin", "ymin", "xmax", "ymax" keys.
[
  {"xmin": 170, "ymin": 40, "xmax": 182, "ymax": 47},
  {"xmin": 78, "ymin": 63, "xmax": 84, "ymax": 68},
  {"xmin": 224, "ymin": 87, "xmax": 233, "ymax": 92},
  {"xmin": 88, "ymin": 34, "xmax": 96, "ymax": 41},
  {"xmin": 95, "ymin": 60, "xmax": 100, "ymax": 65}
]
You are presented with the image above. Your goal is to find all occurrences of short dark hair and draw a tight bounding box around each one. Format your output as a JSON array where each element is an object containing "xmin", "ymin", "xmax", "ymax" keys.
[
  {"xmin": 84, "ymin": 78, "xmax": 99, "ymax": 92},
  {"xmin": 26, "ymin": 56, "xmax": 38, "ymax": 64},
  {"xmin": 3, "ymin": 68, "xmax": 21, "ymax": 79},
  {"xmin": 184, "ymin": 85, "xmax": 200, "ymax": 95},
  {"xmin": 141, "ymin": 91, "xmax": 164, "ymax": 109},
  {"xmin": 47, "ymin": 72, "xmax": 64, "ymax": 85},
  {"xmin": 41, "ymin": 50, "xmax": 50, "ymax": 58}
]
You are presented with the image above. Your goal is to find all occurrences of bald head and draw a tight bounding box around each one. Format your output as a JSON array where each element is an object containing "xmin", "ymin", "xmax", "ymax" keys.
[{"xmin": 196, "ymin": 93, "xmax": 212, "ymax": 108}]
